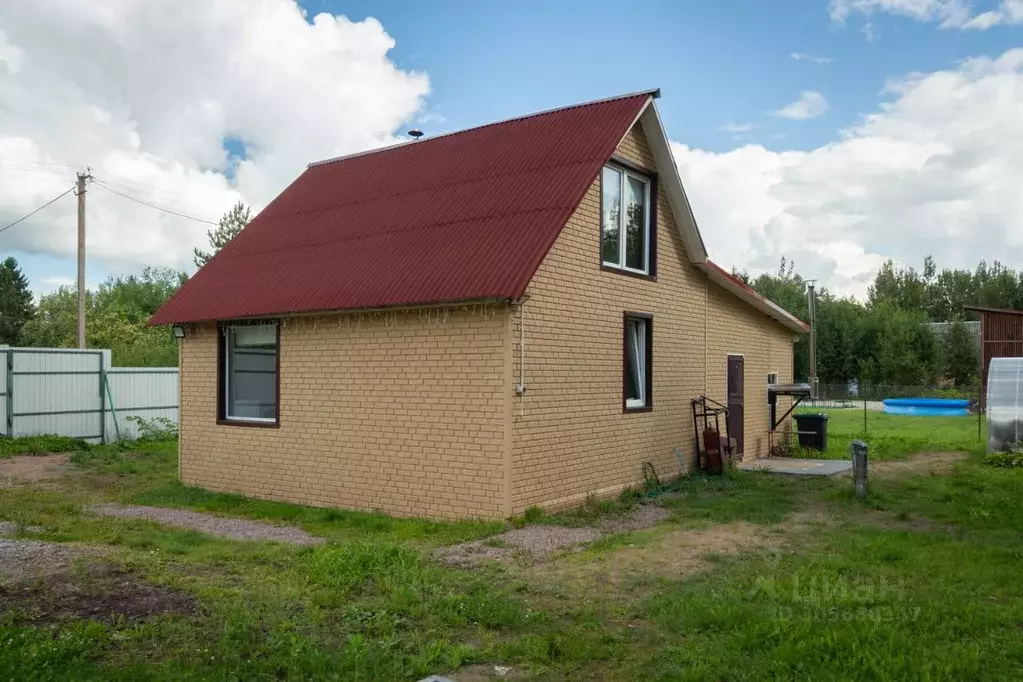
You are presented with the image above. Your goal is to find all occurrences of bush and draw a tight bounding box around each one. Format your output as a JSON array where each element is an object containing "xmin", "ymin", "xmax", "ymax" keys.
[
  {"xmin": 123, "ymin": 416, "xmax": 178, "ymax": 442},
  {"xmin": 983, "ymin": 452, "xmax": 1023, "ymax": 468}
]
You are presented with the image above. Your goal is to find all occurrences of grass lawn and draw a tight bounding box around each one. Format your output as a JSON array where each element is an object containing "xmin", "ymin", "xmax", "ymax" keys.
[
  {"xmin": 803, "ymin": 408, "xmax": 986, "ymax": 460},
  {"xmin": 1, "ymin": 415, "xmax": 1022, "ymax": 681}
]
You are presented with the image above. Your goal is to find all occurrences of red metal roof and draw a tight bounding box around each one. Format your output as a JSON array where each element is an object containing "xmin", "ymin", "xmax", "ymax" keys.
[
  {"xmin": 151, "ymin": 92, "xmax": 654, "ymax": 325},
  {"xmin": 700, "ymin": 260, "xmax": 809, "ymax": 333}
]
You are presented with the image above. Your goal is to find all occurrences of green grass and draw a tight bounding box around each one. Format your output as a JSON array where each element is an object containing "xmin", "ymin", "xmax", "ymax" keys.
[
  {"xmin": 801, "ymin": 408, "xmax": 986, "ymax": 460},
  {"xmin": 0, "ymin": 435, "xmax": 91, "ymax": 458},
  {"xmin": 3, "ymin": 426, "xmax": 1023, "ymax": 680}
]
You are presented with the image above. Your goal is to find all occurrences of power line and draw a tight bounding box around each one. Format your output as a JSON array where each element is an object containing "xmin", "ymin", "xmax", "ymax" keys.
[
  {"xmin": 0, "ymin": 156, "xmax": 75, "ymax": 170},
  {"xmin": 92, "ymin": 179, "xmax": 218, "ymax": 225},
  {"xmin": 92, "ymin": 174, "xmax": 197, "ymax": 208},
  {"xmin": 0, "ymin": 186, "xmax": 76, "ymax": 234}
]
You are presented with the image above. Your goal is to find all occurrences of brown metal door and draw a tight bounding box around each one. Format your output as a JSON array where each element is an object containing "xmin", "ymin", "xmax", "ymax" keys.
[{"xmin": 727, "ymin": 355, "xmax": 744, "ymax": 455}]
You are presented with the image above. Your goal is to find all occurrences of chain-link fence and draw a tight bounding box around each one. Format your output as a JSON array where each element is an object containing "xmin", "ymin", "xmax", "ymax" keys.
[{"xmin": 801, "ymin": 382, "xmax": 984, "ymax": 445}]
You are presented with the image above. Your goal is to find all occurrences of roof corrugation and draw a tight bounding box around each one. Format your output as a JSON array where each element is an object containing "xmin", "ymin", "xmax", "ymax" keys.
[{"xmin": 151, "ymin": 93, "xmax": 652, "ymax": 325}]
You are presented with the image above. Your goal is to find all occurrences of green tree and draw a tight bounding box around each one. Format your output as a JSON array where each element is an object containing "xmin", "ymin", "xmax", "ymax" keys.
[
  {"xmin": 942, "ymin": 320, "xmax": 979, "ymax": 387},
  {"xmin": 0, "ymin": 257, "xmax": 35, "ymax": 344},
  {"xmin": 736, "ymin": 257, "xmax": 814, "ymax": 380},
  {"xmin": 815, "ymin": 297, "xmax": 865, "ymax": 384},
  {"xmin": 193, "ymin": 201, "xmax": 253, "ymax": 268},
  {"xmin": 19, "ymin": 267, "xmax": 185, "ymax": 366},
  {"xmin": 859, "ymin": 303, "xmax": 940, "ymax": 386}
]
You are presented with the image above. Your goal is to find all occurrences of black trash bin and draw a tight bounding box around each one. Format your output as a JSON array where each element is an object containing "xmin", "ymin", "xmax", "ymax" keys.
[{"xmin": 794, "ymin": 413, "xmax": 829, "ymax": 451}]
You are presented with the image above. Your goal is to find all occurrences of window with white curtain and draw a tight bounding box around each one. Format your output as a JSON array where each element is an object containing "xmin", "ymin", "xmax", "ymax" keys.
[
  {"xmin": 624, "ymin": 314, "xmax": 652, "ymax": 411},
  {"xmin": 221, "ymin": 323, "xmax": 278, "ymax": 423},
  {"xmin": 601, "ymin": 165, "xmax": 651, "ymax": 274}
]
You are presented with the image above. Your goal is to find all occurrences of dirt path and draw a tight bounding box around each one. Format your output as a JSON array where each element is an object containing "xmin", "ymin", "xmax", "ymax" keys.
[
  {"xmin": 0, "ymin": 564, "xmax": 196, "ymax": 623},
  {"xmin": 0, "ymin": 539, "xmax": 101, "ymax": 583},
  {"xmin": 870, "ymin": 451, "xmax": 969, "ymax": 478},
  {"xmin": 0, "ymin": 454, "xmax": 75, "ymax": 488},
  {"xmin": 90, "ymin": 503, "xmax": 324, "ymax": 545},
  {"xmin": 435, "ymin": 505, "xmax": 673, "ymax": 568}
]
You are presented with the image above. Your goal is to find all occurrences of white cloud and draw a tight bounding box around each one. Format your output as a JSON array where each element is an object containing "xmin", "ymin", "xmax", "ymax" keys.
[
  {"xmin": 720, "ymin": 122, "xmax": 759, "ymax": 133},
  {"xmin": 830, "ymin": 0, "xmax": 1023, "ymax": 29},
  {"xmin": 773, "ymin": 91, "xmax": 829, "ymax": 120},
  {"xmin": 790, "ymin": 52, "xmax": 834, "ymax": 64},
  {"xmin": 963, "ymin": 0, "xmax": 1023, "ymax": 27},
  {"xmin": 829, "ymin": 0, "xmax": 972, "ymax": 26},
  {"xmin": 673, "ymin": 48, "xmax": 1023, "ymax": 299},
  {"xmin": 0, "ymin": 0, "xmax": 428, "ymax": 276}
]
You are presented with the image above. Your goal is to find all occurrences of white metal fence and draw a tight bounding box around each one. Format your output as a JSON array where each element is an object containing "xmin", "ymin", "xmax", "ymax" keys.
[{"xmin": 0, "ymin": 346, "xmax": 178, "ymax": 443}]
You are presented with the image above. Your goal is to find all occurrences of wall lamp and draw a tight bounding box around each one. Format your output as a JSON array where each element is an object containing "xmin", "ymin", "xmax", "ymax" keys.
[{"xmin": 171, "ymin": 325, "xmax": 187, "ymax": 340}]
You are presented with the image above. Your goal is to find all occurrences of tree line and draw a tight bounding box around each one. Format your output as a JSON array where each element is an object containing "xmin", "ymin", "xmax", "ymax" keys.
[
  {"xmin": 738, "ymin": 256, "xmax": 1012, "ymax": 390},
  {"xmin": 0, "ymin": 202, "xmax": 250, "ymax": 367}
]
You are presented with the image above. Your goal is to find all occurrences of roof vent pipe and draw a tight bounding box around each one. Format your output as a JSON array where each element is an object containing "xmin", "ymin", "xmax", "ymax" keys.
[{"xmin": 407, "ymin": 130, "xmax": 424, "ymax": 140}]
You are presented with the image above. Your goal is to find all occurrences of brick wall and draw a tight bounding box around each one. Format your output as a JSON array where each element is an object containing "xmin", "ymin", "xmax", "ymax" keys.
[
  {"xmin": 177, "ymin": 121, "xmax": 797, "ymax": 521},
  {"xmin": 510, "ymin": 121, "xmax": 796, "ymax": 513},
  {"xmin": 179, "ymin": 306, "xmax": 509, "ymax": 519},
  {"xmin": 704, "ymin": 284, "xmax": 796, "ymax": 458}
]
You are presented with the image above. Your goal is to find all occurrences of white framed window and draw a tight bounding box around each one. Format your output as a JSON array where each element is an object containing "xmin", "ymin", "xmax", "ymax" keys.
[
  {"xmin": 601, "ymin": 165, "xmax": 652, "ymax": 275},
  {"xmin": 220, "ymin": 323, "xmax": 278, "ymax": 424},
  {"xmin": 624, "ymin": 313, "xmax": 652, "ymax": 411}
]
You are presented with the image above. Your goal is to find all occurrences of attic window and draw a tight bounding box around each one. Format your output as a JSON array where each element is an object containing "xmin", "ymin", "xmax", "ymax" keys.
[{"xmin": 601, "ymin": 164, "xmax": 652, "ymax": 276}]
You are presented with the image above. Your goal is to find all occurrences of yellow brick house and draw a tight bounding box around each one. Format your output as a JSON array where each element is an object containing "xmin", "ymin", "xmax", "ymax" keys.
[{"xmin": 152, "ymin": 90, "xmax": 807, "ymax": 520}]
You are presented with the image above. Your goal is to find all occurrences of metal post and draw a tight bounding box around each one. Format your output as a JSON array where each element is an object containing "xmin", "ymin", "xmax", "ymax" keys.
[
  {"xmin": 977, "ymin": 386, "xmax": 982, "ymax": 441},
  {"xmin": 98, "ymin": 352, "xmax": 106, "ymax": 444},
  {"xmin": 863, "ymin": 394, "xmax": 867, "ymax": 435},
  {"xmin": 5, "ymin": 349, "xmax": 12, "ymax": 437},
  {"xmin": 851, "ymin": 440, "xmax": 868, "ymax": 499}
]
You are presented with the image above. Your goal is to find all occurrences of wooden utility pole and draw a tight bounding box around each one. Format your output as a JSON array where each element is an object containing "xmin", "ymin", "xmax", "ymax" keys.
[{"xmin": 76, "ymin": 170, "xmax": 90, "ymax": 348}]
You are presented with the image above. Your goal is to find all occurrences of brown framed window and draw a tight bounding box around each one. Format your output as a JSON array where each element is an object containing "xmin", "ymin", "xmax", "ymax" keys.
[
  {"xmin": 217, "ymin": 322, "xmax": 279, "ymax": 427},
  {"xmin": 623, "ymin": 312, "xmax": 653, "ymax": 412},
  {"xmin": 601, "ymin": 160, "xmax": 657, "ymax": 278}
]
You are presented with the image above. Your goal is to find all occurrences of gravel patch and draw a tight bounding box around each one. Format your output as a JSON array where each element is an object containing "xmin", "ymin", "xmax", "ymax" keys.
[
  {"xmin": 435, "ymin": 504, "xmax": 675, "ymax": 569},
  {"xmin": 0, "ymin": 539, "xmax": 100, "ymax": 583},
  {"xmin": 596, "ymin": 504, "xmax": 673, "ymax": 533},
  {"xmin": 501, "ymin": 526, "xmax": 602, "ymax": 558},
  {"xmin": 90, "ymin": 504, "xmax": 324, "ymax": 545},
  {"xmin": 0, "ymin": 522, "xmax": 45, "ymax": 537},
  {"xmin": 436, "ymin": 526, "xmax": 601, "ymax": 568}
]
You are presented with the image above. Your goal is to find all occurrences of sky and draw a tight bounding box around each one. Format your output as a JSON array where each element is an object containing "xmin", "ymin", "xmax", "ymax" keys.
[{"xmin": 1, "ymin": 0, "xmax": 1022, "ymax": 299}]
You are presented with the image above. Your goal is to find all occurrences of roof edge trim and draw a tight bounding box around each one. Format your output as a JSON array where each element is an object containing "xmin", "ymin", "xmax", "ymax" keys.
[
  {"xmin": 308, "ymin": 89, "xmax": 662, "ymax": 169},
  {"xmin": 149, "ymin": 296, "xmax": 514, "ymax": 327},
  {"xmin": 636, "ymin": 101, "xmax": 708, "ymax": 265},
  {"xmin": 697, "ymin": 260, "xmax": 809, "ymax": 334}
]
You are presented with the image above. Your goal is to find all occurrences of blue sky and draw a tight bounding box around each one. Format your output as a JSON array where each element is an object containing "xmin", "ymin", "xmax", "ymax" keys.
[
  {"xmin": 312, "ymin": 0, "xmax": 1018, "ymax": 151},
  {"xmin": 2, "ymin": 0, "xmax": 1022, "ymax": 299}
]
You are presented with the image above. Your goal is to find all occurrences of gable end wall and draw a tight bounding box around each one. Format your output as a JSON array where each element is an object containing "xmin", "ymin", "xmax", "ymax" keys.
[{"xmin": 510, "ymin": 121, "xmax": 795, "ymax": 514}]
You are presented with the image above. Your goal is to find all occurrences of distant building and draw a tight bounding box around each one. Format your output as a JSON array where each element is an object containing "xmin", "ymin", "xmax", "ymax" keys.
[
  {"xmin": 964, "ymin": 307, "xmax": 1023, "ymax": 408},
  {"xmin": 928, "ymin": 320, "xmax": 981, "ymax": 353}
]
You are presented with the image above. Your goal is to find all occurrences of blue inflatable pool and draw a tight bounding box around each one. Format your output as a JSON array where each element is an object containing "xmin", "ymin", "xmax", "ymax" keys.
[{"xmin": 882, "ymin": 397, "xmax": 969, "ymax": 417}]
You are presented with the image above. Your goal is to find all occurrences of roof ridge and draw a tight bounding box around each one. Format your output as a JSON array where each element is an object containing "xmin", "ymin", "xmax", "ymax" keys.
[{"xmin": 307, "ymin": 88, "xmax": 661, "ymax": 169}]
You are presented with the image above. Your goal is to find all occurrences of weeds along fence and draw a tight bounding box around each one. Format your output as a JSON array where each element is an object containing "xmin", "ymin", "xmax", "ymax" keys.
[
  {"xmin": 0, "ymin": 346, "xmax": 178, "ymax": 443},
  {"xmin": 809, "ymin": 382, "xmax": 983, "ymax": 439}
]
